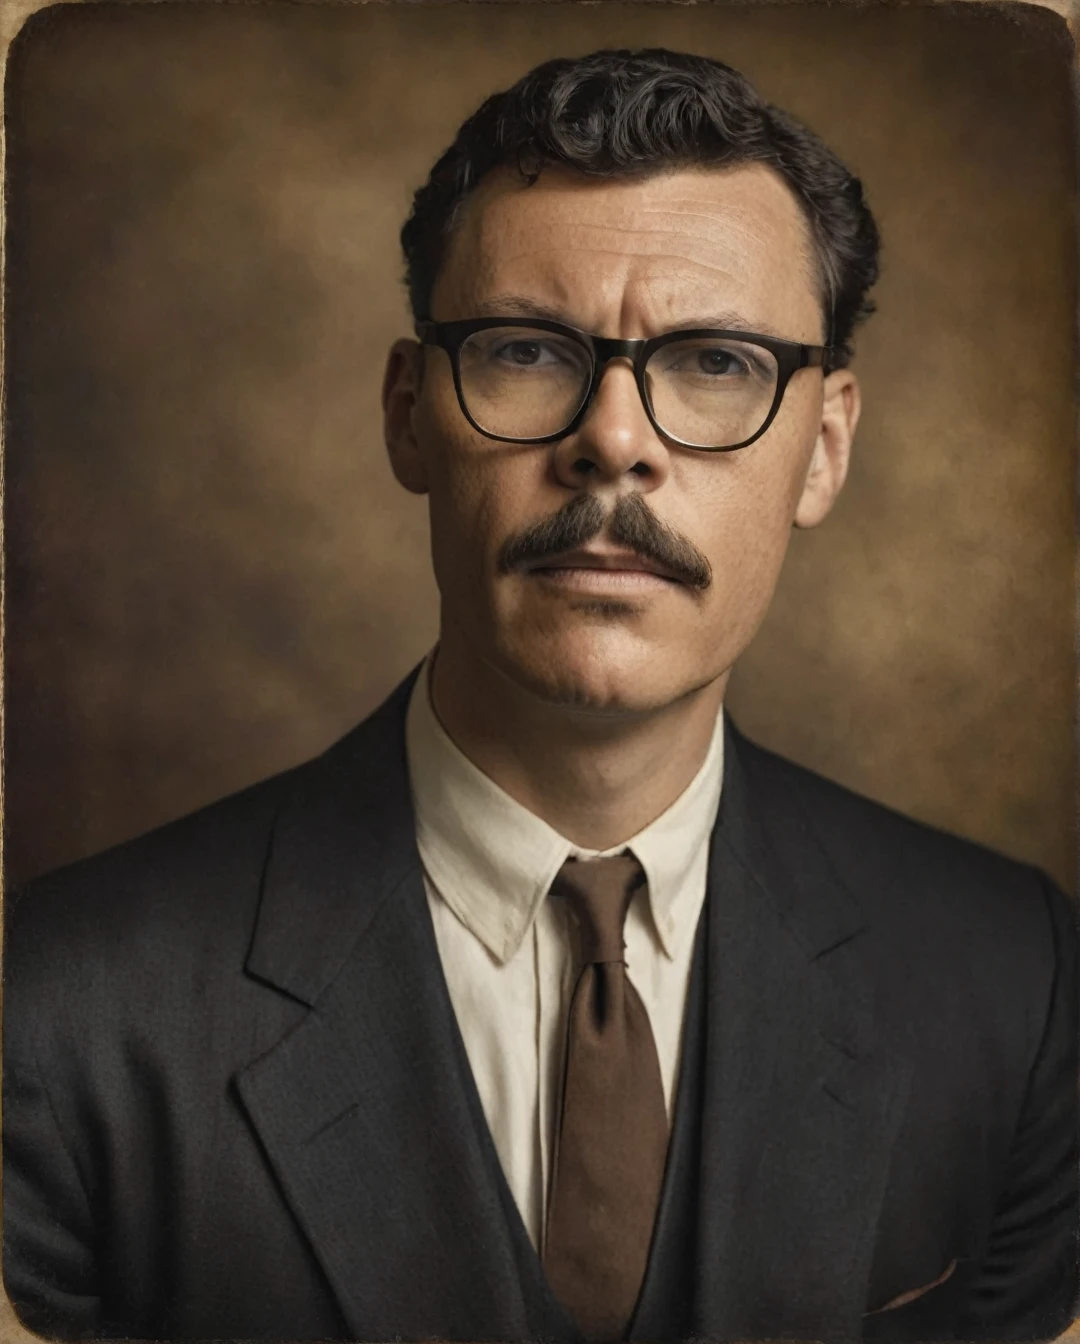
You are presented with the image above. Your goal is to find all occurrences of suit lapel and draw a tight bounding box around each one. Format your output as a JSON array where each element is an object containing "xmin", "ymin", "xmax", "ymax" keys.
[
  {"xmin": 234, "ymin": 668, "xmax": 564, "ymax": 1341},
  {"xmin": 688, "ymin": 723, "xmax": 912, "ymax": 1341}
]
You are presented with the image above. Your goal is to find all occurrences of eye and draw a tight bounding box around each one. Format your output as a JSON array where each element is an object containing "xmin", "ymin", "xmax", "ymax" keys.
[
  {"xmin": 694, "ymin": 348, "xmax": 748, "ymax": 377},
  {"xmin": 652, "ymin": 338, "xmax": 775, "ymax": 387},
  {"xmin": 493, "ymin": 339, "xmax": 563, "ymax": 368}
]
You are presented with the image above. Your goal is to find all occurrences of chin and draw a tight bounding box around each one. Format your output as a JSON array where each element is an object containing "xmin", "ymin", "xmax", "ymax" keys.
[{"xmin": 492, "ymin": 624, "xmax": 697, "ymax": 718}]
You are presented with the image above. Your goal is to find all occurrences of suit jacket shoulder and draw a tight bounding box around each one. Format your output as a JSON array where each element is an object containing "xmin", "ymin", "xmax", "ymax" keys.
[
  {"xmin": 733, "ymin": 727, "xmax": 1075, "ymax": 1139},
  {"xmin": 6, "ymin": 759, "xmax": 302, "ymax": 997},
  {"xmin": 737, "ymin": 724, "xmax": 1072, "ymax": 946}
]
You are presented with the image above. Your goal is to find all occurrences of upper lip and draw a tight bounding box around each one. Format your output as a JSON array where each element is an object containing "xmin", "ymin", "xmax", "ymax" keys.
[{"xmin": 526, "ymin": 548, "xmax": 682, "ymax": 582}]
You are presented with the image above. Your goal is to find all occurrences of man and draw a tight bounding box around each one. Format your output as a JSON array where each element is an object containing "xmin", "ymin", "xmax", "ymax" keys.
[{"xmin": 4, "ymin": 46, "xmax": 1077, "ymax": 1344}]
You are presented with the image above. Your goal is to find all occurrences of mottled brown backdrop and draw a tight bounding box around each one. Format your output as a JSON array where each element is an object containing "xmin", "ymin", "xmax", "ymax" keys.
[{"xmin": 4, "ymin": 1, "xmax": 1076, "ymax": 890}]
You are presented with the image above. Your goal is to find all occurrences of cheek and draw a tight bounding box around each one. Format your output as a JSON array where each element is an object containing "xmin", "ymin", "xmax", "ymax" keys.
[
  {"xmin": 416, "ymin": 394, "xmax": 534, "ymax": 588},
  {"xmin": 725, "ymin": 390, "xmax": 821, "ymax": 542},
  {"xmin": 425, "ymin": 455, "xmax": 490, "ymax": 592},
  {"xmin": 688, "ymin": 421, "xmax": 816, "ymax": 621},
  {"xmin": 687, "ymin": 439, "xmax": 802, "ymax": 560},
  {"xmin": 704, "ymin": 482, "xmax": 787, "ymax": 621}
]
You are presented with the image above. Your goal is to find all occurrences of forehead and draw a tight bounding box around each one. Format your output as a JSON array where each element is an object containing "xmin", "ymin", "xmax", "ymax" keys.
[{"xmin": 432, "ymin": 162, "xmax": 825, "ymax": 339}]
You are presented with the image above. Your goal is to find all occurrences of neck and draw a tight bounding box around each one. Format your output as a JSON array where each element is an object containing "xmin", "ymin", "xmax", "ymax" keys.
[{"xmin": 428, "ymin": 631, "xmax": 727, "ymax": 851}]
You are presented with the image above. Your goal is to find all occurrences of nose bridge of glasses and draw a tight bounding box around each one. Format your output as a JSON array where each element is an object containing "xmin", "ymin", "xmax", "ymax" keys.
[
  {"xmin": 590, "ymin": 335, "xmax": 648, "ymax": 372},
  {"xmin": 586, "ymin": 339, "xmax": 649, "ymax": 423}
]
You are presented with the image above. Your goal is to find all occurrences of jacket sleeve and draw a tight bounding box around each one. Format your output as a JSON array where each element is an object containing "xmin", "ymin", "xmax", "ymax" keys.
[
  {"xmin": 958, "ymin": 873, "xmax": 1079, "ymax": 1340},
  {"xmin": 3, "ymin": 886, "xmax": 103, "ymax": 1339}
]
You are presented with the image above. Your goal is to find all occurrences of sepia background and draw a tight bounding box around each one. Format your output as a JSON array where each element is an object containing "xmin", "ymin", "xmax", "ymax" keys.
[{"xmin": 4, "ymin": 0, "xmax": 1076, "ymax": 891}]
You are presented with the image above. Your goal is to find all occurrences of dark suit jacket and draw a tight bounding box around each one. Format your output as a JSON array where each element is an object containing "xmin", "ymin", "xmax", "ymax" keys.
[{"xmin": 4, "ymin": 666, "xmax": 1078, "ymax": 1342}]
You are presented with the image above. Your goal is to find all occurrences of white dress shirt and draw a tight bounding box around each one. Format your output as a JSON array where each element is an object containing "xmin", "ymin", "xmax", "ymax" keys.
[{"xmin": 404, "ymin": 651, "xmax": 725, "ymax": 1253}]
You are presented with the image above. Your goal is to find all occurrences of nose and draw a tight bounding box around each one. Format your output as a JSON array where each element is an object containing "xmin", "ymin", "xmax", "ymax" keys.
[{"xmin": 551, "ymin": 358, "xmax": 672, "ymax": 492}]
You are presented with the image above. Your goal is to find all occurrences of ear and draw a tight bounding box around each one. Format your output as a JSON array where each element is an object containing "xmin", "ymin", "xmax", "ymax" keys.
[
  {"xmin": 793, "ymin": 368, "xmax": 861, "ymax": 529},
  {"xmin": 382, "ymin": 338, "xmax": 430, "ymax": 496}
]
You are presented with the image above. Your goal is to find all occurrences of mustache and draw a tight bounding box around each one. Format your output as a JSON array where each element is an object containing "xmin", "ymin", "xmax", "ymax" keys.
[{"xmin": 497, "ymin": 493, "xmax": 713, "ymax": 591}]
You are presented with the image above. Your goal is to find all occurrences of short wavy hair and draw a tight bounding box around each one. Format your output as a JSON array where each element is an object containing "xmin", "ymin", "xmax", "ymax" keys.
[{"xmin": 400, "ymin": 48, "xmax": 880, "ymax": 369}]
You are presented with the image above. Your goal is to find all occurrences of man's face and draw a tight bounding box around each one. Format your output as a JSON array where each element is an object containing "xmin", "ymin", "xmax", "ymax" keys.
[{"xmin": 383, "ymin": 162, "xmax": 859, "ymax": 716}]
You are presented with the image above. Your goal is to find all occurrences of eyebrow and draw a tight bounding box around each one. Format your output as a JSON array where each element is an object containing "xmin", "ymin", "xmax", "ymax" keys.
[
  {"xmin": 472, "ymin": 295, "xmax": 571, "ymax": 322},
  {"xmin": 470, "ymin": 294, "xmax": 785, "ymax": 339}
]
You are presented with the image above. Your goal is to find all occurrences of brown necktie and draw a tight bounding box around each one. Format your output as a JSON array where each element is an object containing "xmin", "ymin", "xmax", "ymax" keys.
[{"xmin": 542, "ymin": 853, "xmax": 670, "ymax": 1342}]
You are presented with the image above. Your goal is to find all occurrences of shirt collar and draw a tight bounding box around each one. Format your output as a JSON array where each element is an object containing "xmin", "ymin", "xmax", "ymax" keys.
[{"xmin": 405, "ymin": 650, "xmax": 724, "ymax": 964}]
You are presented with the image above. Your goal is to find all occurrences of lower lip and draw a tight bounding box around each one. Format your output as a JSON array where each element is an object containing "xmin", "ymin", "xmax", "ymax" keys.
[{"xmin": 528, "ymin": 567, "xmax": 678, "ymax": 591}]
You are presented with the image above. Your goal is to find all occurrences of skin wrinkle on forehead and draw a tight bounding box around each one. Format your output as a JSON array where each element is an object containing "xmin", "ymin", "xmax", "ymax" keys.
[
  {"xmin": 448, "ymin": 245, "xmax": 821, "ymax": 344},
  {"xmin": 470, "ymin": 293, "xmax": 793, "ymax": 343},
  {"xmin": 445, "ymin": 163, "xmax": 823, "ymax": 326},
  {"xmin": 479, "ymin": 212, "xmax": 781, "ymax": 253},
  {"xmin": 471, "ymin": 212, "xmax": 777, "ymax": 280},
  {"xmin": 464, "ymin": 255, "xmax": 754, "ymax": 325},
  {"xmin": 474, "ymin": 248, "xmax": 753, "ymax": 293},
  {"xmin": 440, "ymin": 170, "xmax": 823, "ymax": 343}
]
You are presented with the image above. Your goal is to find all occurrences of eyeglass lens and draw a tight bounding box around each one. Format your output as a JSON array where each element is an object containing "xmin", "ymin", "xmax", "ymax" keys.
[{"xmin": 456, "ymin": 325, "xmax": 781, "ymax": 448}]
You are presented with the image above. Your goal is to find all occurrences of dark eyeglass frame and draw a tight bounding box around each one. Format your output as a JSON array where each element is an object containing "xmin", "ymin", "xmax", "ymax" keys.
[{"xmin": 415, "ymin": 316, "xmax": 834, "ymax": 452}]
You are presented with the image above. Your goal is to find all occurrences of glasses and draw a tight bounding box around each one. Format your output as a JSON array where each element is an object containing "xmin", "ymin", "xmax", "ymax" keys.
[{"xmin": 416, "ymin": 316, "xmax": 833, "ymax": 452}]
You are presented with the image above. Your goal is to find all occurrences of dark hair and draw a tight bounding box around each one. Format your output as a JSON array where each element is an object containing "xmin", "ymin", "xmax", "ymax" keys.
[{"xmin": 400, "ymin": 48, "xmax": 880, "ymax": 369}]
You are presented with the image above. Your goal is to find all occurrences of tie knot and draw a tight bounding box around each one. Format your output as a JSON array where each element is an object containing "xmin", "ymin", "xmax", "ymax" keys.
[{"xmin": 549, "ymin": 852, "xmax": 646, "ymax": 964}]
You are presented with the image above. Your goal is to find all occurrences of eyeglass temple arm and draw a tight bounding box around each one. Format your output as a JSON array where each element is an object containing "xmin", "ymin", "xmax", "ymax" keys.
[{"xmin": 802, "ymin": 345, "xmax": 828, "ymax": 368}]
